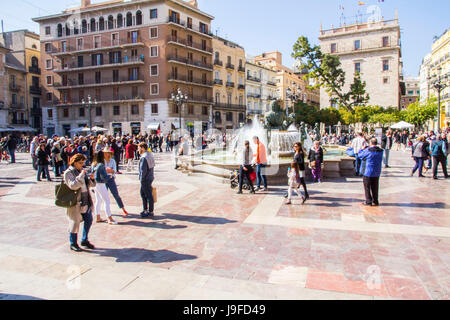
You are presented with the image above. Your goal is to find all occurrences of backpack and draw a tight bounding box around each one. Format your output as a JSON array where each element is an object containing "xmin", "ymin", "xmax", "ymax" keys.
[{"xmin": 55, "ymin": 181, "xmax": 80, "ymax": 208}]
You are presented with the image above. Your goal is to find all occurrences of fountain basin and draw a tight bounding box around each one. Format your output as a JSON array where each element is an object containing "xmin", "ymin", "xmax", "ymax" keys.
[{"xmin": 177, "ymin": 145, "xmax": 355, "ymax": 185}]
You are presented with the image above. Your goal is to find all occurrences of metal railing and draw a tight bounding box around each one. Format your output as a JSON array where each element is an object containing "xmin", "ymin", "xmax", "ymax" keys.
[
  {"xmin": 226, "ymin": 81, "xmax": 235, "ymax": 88},
  {"xmin": 247, "ymin": 93, "xmax": 261, "ymax": 99},
  {"xmin": 238, "ymin": 66, "xmax": 245, "ymax": 72},
  {"xmin": 226, "ymin": 63, "xmax": 235, "ymax": 70},
  {"xmin": 10, "ymin": 119, "xmax": 28, "ymax": 125},
  {"xmin": 214, "ymin": 59, "xmax": 223, "ymax": 66},
  {"xmin": 55, "ymin": 76, "xmax": 144, "ymax": 88},
  {"xmin": 247, "ymin": 109, "xmax": 263, "ymax": 115},
  {"xmin": 168, "ymin": 74, "xmax": 213, "ymax": 87},
  {"xmin": 28, "ymin": 66, "xmax": 41, "ymax": 75},
  {"xmin": 54, "ymin": 94, "xmax": 145, "ymax": 106},
  {"xmin": 214, "ymin": 79, "xmax": 223, "ymax": 85},
  {"xmin": 167, "ymin": 17, "xmax": 212, "ymax": 37},
  {"xmin": 247, "ymin": 75, "xmax": 261, "ymax": 82},
  {"xmin": 266, "ymin": 81, "xmax": 277, "ymax": 86},
  {"xmin": 167, "ymin": 55, "xmax": 213, "ymax": 70},
  {"xmin": 10, "ymin": 103, "xmax": 25, "ymax": 109},
  {"xmin": 52, "ymin": 38, "xmax": 144, "ymax": 55},
  {"xmin": 30, "ymin": 86, "xmax": 42, "ymax": 95},
  {"xmin": 56, "ymin": 56, "xmax": 144, "ymax": 72},
  {"xmin": 9, "ymin": 83, "xmax": 21, "ymax": 91},
  {"xmin": 167, "ymin": 36, "xmax": 212, "ymax": 53},
  {"xmin": 213, "ymin": 103, "xmax": 246, "ymax": 111},
  {"xmin": 238, "ymin": 84, "xmax": 245, "ymax": 90}
]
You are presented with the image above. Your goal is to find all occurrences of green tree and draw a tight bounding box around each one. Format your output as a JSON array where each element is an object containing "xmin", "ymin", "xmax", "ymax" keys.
[
  {"xmin": 318, "ymin": 108, "xmax": 342, "ymax": 126},
  {"xmin": 404, "ymin": 97, "xmax": 437, "ymax": 128},
  {"xmin": 292, "ymin": 36, "xmax": 369, "ymax": 112}
]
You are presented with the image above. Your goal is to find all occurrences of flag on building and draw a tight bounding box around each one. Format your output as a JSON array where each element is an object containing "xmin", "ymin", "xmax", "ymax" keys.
[{"xmin": 358, "ymin": 1, "xmax": 366, "ymax": 5}]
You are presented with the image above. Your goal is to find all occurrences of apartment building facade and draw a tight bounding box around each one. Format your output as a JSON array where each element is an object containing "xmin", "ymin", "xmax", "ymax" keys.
[
  {"xmin": 400, "ymin": 76, "xmax": 420, "ymax": 110},
  {"xmin": 245, "ymin": 60, "xmax": 277, "ymax": 120},
  {"xmin": 0, "ymin": 30, "xmax": 42, "ymax": 134},
  {"xmin": 212, "ymin": 36, "xmax": 246, "ymax": 131},
  {"xmin": 419, "ymin": 29, "xmax": 449, "ymax": 129},
  {"xmin": 0, "ymin": 45, "xmax": 9, "ymax": 130},
  {"xmin": 319, "ymin": 14, "xmax": 403, "ymax": 109},
  {"xmin": 254, "ymin": 51, "xmax": 320, "ymax": 109},
  {"xmin": 33, "ymin": 0, "xmax": 214, "ymax": 137}
]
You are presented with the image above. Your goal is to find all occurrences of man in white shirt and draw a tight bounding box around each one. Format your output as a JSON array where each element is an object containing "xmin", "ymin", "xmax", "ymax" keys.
[{"xmin": 352, "ymin": 132, "xmax": 368, "ymax": 176}]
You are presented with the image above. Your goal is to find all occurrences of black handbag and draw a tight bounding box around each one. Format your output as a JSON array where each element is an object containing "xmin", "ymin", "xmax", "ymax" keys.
[{"xmin": 55, "ymin": 181, "xmax": 80, "ymax": 208}]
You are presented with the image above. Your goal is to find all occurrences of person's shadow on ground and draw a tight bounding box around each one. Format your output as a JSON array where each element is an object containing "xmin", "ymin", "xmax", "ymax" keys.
[{"xmin": 93, "ymin": 247, "xmax": 197, "ymax": 264}]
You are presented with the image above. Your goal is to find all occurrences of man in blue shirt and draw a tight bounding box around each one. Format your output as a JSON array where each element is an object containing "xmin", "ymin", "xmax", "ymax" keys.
[{"xmin": 358, "ymin": 138, "xmax": 384, "ymax": 207}]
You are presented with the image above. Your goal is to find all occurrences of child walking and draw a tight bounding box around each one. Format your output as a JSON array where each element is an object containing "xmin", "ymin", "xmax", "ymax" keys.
[{"xmin": 286, "ymin": 162, "xmax": 306, "ymax": 205}]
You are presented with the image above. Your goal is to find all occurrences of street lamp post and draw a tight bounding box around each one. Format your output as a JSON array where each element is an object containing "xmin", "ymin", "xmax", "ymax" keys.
[
  {"xmin": 170, "ymin": 88, "xmax": 189, "ymax": 139},
  {"xmin": 429, "ymin": 66, "xmax": 449, "ymax": 132},
  {"xmin": 81, "ymin": 95, "xmax": 97, "ymax": 134}
]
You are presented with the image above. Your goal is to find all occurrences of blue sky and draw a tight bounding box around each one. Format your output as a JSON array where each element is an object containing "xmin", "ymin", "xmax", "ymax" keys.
[{"xmin": 1, "ymin": 0, "xmax": 448, "ymax": 76}]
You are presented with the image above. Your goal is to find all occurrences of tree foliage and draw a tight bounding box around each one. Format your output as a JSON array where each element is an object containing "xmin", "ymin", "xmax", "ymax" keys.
[
  {"xmin": 404, "ymin": 97, "xmax": 437, "ymax": 127},
  {"xmin": 292, "ymin": 36, "xmax": 369, "ymax": 112}
]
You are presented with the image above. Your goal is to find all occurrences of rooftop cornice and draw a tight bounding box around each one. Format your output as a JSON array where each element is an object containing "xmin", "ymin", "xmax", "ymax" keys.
[{"xmin": 33, "ymin": 0, "xmax": 214, "ymax": 23}]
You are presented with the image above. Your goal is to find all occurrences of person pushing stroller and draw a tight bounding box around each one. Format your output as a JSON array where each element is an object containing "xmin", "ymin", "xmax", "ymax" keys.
[{"xmin": 237, "ymin": 140, "xmax": 256, "ymax": 194}]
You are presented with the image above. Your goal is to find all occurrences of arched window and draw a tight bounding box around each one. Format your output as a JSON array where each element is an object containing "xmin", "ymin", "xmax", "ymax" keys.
[
  {"xmin": 81, "ymin": 19, "xmax": 87, "ymax": 33},
  {"xmin": 65, "ymin": 23, "xmax": 71, "ymax": 36},
  {"xmin": 99, "ymin": 17, "xmax": 105, "ymax": 31},
  {"xmin": 126, "ymin": 12, "xmax": 133, "ymax": 27},
  {"xmin": 31, "ymin": 56, "xmax": 38, "ymax": 67},
  {"xmin": 107, "ymin": 15, "xmax": 114, "ymax": 29},
  {"xmin": 136, "ymin": 10, "xmax": 142, "ymax": 25},
  {"xmin": 73, "ymin": 20, "xmax": 79, "ymax": 34},
  {"xmin": 117, "ymin": 14, "xmax": 123, "ymax": 28},
  {"xmin": 57, "ymin": 24, "xmax": 63, "ymax": 37},
  {"xmin": 90, "ymin": 18, "xmax": 96, "ymax": 32}
]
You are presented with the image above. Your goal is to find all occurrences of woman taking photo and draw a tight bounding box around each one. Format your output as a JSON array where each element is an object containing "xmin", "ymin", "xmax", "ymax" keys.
[
  {"xmin": 92, "ymin": 151, "xmax": 118, "ymax": 225},
  {"xmin": 63, "ymin": 154, "xmax": 96, "ymax": 252},
  {"xmin": 103, "ymin": 147, "xmax": 128, "ymax": 217}
]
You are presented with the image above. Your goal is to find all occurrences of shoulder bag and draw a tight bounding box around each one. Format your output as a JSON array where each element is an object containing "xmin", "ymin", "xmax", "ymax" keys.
[{"xmin": 55, "ymin": 181, "xmax": 80, "ymax": 208}]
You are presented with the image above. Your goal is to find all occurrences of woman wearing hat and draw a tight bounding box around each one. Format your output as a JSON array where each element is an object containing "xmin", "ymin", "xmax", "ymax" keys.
[{"xmin": 103, "ymin": 147, "xmax": 128, "ymax": 217}]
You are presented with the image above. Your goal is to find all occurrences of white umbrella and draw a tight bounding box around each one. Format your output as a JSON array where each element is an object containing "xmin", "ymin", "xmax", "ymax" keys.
[
  {"xmin": 91, "ymin": 126, "xmax": 108, "ymax": 132},
  {"xmin": 81, "ymin": 127, "xmax": 92, "ymax": 132},
  {"xmin": 390, "ymin": 121, "xmax": 414, "ymax": 129}
]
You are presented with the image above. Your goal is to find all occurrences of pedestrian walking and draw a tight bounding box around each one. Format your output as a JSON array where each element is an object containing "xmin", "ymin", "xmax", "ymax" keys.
[
  {"xmin": 236, "ymin": 140, "xmax": 255, "ymax": 194},
  {"xmin": 138, "ymin": 143, "xmax": 155, "ymax": 218},
  {"xmin": 286, "ymin": 161, "xmax": 306, "ymax": 205},
  {"xmin": 410, "ymin": 136, "xmax": 428, "ymax": 177},
  {"xmin": 63, "ymin": 154, "xmax": 96, "ymax": 252},
  {"xmin": 381, "ymin": 130, "xmax": 393, "ymax": 168},
  {"xmin": 92, "ymin": 151, "xmax": 117, "ymax": 225},
  {"xmin": 431, "ymin": 135, "xmax": 449, "ymax": 180},
  {"xmin": 103, "ymin": 147, "xmax": 129, "ymax": 217},
  {"xmin": 36, "ymin": 142, "xmax": 52, "ymax": 182},
  {"xmin": 308, "ymin": 141, "xmax": 324, "ymax": 183},
  {"xmin": 358, "ymin": 138, "xmax": 384, "ymax": 206},
  {"xmin": 253, "ymin": 136, "xmax": 268, "ymax": 191},
  {"xmin": 6, "ymin": 134, "xmax": 17, "ymax": 163}
]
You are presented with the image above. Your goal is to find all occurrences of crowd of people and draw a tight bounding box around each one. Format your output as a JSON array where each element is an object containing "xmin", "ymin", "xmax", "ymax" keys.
[{"xmin": 1, "ymin": 125, "xmax": 449, "ymax": 251}]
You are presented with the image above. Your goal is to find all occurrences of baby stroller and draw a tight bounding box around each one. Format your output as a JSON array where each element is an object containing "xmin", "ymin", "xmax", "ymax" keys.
[{"xmin": 230, "ymin": 167, "xmax": 257, "ymax": 190}]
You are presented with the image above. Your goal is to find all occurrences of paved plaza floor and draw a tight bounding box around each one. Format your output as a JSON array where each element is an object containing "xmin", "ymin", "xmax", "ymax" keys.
[{"xmin": 0, "ymin": 150, "xmax": 449, "ymax": 300}]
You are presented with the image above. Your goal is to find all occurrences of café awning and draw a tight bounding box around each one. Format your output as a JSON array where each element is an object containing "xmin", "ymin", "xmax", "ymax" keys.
[{"xmin": 147, "ymin": 123, "xmax": 160, "ymax": 130}]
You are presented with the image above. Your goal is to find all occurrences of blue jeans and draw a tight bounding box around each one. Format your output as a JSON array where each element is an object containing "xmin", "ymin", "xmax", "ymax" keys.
[
  {"xmin": 256, "ymin": 163, "xmax": 267, "ymax": 189},
  {"xmin": 412, "ymin": 157, "xmax": 424, "ymax": 176},
  {"xmin": 8, "ymin": 148, "xmax": 15, "ymax": 163},
  {"xmin": 383, "ymin": 149, "xmax": 390, "ymax": 167},
  {"xmin": 69, "ymin": 208, "xmax": 93, "ymax": 245},
  {"xmin": 37, "ymin": 165, "xmax": 50, "ymax": 181},
  {"xmin": 140, "ymin": 178, "xmax": 154, "ymax": 212},
  {"xmin": 106, "ymin": 177, "xmax": 124, "ymax": 209},
  {"xmin": 355, "ymin": 155, "xmax": 363, "ymax": 176}
]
